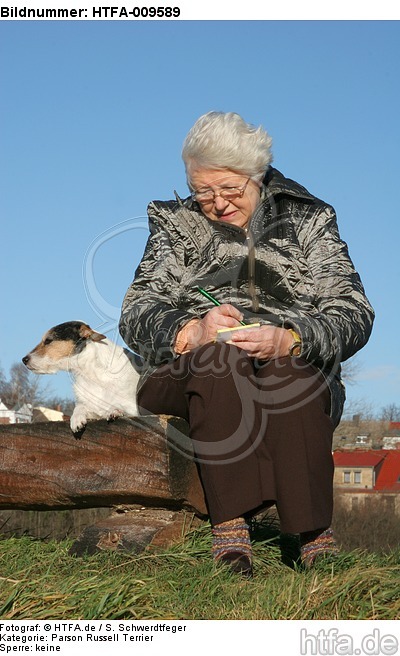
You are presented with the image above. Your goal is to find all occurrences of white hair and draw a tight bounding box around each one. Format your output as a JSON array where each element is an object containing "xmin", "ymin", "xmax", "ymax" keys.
[{"xmin": 182, "ymin": 111, "xmax": 273, "ymax": 182}]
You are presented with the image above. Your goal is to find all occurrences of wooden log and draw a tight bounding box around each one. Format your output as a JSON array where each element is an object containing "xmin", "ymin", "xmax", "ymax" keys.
[
  {"xmin": 0, "ymin": 507, "xmax": 112, "ymax": 540},
  {"xmin": 69, "ymin": 507, "xmax": 204, "ymax": 556},
  {"xmin": 0, "ymin": 416, "xmax": 207, "ymax": 516}
]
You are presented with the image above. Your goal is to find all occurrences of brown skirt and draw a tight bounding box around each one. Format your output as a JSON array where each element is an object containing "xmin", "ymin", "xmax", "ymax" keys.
[{"xmin": 138, "ymin": 342, "xmax": 334, "ymax": 534}]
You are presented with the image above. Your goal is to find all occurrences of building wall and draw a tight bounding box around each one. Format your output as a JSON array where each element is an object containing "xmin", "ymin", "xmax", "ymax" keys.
[
  {"xmin": 383, "ymin": 436, "xmax": 400, "ymax": 449},
  {"xmin": 0, "ymin": 402, "xmax": 32, "ymax": 424},
  {"xmin": 335, "ymin": 491, "xmax": 400, "ymax": 515},
  {"xmin": 334, "ymin": 466, "xmax": 375, "ymax": 489}
]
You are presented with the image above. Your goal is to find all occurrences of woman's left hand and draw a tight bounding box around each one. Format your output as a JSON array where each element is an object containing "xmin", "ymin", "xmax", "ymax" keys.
[{"xmin": 229, "ymin": 325, "xmax": 294, "ymax": 360}]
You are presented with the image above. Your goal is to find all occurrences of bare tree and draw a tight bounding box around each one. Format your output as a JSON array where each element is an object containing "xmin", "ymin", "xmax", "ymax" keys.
[
  {"xmin": 0, "ymin": 364, "xmax": 6, "ymax": 393},
  {"xmin": 0, "ymin": 362, "xmax": 53, "ymax": 408},
  {"xmin": 341, "ymin": 397, "xmax": 376, "ymax": 422},
  {"xmin": 45, "ymin": 395, "xmax": 75, "ymax": 415},
  {"xmin": 380, "ymin": 404, "xmax": 400, "ymax": 422},
  {"xmin": 341, "ymin": 355, "xmax": 362, "ymax": 386}
]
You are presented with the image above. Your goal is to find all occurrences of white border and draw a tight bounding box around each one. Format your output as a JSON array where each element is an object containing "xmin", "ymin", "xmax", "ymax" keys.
[{"xmin": 0, "ymin": 0, "xmax": 399, "ymax": 20}]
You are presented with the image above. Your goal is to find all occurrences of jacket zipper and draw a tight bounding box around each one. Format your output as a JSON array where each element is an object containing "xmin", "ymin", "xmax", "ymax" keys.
[
  {"xmin": 197, "ymin": 203, "xmax": 261, "ymax": 314},
  {"xmin": 245, "ymin": 228, "xmax": 259, "ymax": 313}
]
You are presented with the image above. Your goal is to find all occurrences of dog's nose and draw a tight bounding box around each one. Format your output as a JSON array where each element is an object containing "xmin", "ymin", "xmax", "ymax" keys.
[{"xmin": 22, "ymin": 355, "xmax": 30, "ymax": 365}]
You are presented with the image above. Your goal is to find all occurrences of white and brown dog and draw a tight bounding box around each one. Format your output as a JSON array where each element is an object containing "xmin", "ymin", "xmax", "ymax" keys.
[{"xmin": 22, "ymin": 321, "xmax": 141, "ymax": 436}]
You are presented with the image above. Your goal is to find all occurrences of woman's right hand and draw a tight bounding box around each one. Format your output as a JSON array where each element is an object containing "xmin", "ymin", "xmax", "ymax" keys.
[{"xmin": 174, "ymin": 304, "xmax": 244, "ymax": 354}]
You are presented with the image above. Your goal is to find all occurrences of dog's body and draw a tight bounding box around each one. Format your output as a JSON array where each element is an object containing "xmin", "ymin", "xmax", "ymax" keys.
[{"xmin": 23, "ymin": 321, "xmax": 141, "ymax": 435}]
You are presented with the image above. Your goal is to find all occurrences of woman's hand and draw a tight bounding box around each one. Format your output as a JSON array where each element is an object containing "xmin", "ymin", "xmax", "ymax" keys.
[
  {"xmin": 174, "ymin": 304, "xmax": 244, "ymax": 353},
  {"xmin": 229, "ymin": 325, "xmax": 294, "ymax": 360}
]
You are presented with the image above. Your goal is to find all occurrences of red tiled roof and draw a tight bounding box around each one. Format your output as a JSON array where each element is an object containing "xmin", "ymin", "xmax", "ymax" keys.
[
  {"xmin": 374, "ymin": 451, "xmax": 400, "ymax": 491},
  {"xmin": 333, "ymin": 450, "xmax": 400, "ymax": 491},
  {"xmin": 333, "ymin": 451, "xmax": 385, "ymax": 467}
]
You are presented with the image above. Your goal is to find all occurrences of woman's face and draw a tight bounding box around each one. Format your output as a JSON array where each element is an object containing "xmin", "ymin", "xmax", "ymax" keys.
[{"xmin": 188, "ymin": 167, "xmax": 261, "ymax": 230}]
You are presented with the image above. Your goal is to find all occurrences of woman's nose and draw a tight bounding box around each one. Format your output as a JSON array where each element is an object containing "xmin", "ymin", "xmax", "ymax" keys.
[{"xmin": 214, "ymin": 195, "xmax": 229, "ymax": 210}]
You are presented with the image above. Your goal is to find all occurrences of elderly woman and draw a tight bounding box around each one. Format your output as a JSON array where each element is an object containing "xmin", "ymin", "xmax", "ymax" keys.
[{"xmin": 119, "ymin": 111, "xmax": 374, "ymax": 577}]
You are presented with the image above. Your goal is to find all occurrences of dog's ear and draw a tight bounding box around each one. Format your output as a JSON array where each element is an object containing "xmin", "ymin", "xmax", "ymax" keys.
[
  {"xmin": 90, "ymin": 331, "xmax": 107, "ymax": 342},
  {"xmin": 79, "ymin": 324, "xmax": 107, "ymax": 342}
]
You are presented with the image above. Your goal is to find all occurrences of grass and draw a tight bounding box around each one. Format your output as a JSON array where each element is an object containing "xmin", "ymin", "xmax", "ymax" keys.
[{"xmin": 1, "ymin": 519, "xmax": 400, "ymax": 620}]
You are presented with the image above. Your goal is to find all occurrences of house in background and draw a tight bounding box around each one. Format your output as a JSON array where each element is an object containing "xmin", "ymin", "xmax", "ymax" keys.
[
  {"xmin": 382, "ymin": 436, "xmax": 400, "ymax": 449},
  {"xmin": 0, "ymin": 399, "xmax": 67, "ymax": 424},
  {"xmin": 382, "ymin": 422, "xmax": 400, "ymax": 449},
  {"xmin": 0, "ymin": 399, "xmax": 33, "ymax": 424},
  {"xmin": 334, "ymin": 451, "xmax": 385, "ymax": 489},
  {"xmin": 32, "ymin": 406, "xmax": 65, "ymax": 422},
  {"xmin": 333, "ymin": 449, "xmax": 400, "ymax": 514}
]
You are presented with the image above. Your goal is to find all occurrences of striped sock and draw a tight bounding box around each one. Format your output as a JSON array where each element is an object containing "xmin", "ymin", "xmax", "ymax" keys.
[
  {"xmin": 300, "ymin": 527, "xmax": 339, "ymax": 567},
  {"xmin": 211, "ymin": 517, "xmax": 252, "ymax": 562}
]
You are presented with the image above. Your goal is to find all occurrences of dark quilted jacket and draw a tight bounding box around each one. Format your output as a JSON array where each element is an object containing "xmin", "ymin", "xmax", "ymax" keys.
[{"xmin": 119, "ymin": 168, "xmax": 374, "ymax": 425}]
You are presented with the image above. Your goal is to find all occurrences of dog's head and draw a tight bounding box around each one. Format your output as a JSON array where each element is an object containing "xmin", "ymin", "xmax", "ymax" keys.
[{"xmin": 22, "ymin": 321, "xmax": 107, "ymax": 374}]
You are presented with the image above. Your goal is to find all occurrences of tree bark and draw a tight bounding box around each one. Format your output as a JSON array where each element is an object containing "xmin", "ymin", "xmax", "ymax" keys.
[{"xmin": 0, "ymin": 416, "xmax": 207, "ymax": 516}]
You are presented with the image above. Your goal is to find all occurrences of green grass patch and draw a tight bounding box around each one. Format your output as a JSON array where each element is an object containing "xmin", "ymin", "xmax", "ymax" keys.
[{"xmin": 1, "ymin": 522, "xmax": 400, "ymax": 620}]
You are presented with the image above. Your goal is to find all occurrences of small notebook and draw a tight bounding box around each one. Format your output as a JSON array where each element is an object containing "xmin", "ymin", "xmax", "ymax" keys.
[{"xmin": 216, "ymin": 323, "xmax": 261, "ymax": 342}]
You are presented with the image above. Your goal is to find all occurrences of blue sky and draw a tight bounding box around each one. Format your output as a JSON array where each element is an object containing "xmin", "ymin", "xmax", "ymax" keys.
[{"xmin": 1, "ymin": 20, "xmax": 399, "ymax": 415}]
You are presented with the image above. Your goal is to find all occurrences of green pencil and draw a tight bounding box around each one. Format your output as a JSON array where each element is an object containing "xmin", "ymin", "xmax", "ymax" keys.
[{"xmin": 196, "ymin": 287, "xmax": 247, "ymax": 325}]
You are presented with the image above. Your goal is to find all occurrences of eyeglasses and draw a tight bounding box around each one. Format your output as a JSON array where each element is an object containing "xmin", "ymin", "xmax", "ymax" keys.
[{"xmin": 190, "ymin": 178, "xmax": 250, "ymax": 205}]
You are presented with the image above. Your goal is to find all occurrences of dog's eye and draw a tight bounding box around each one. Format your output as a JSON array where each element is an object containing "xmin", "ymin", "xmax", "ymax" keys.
[{"xmin": 43, "ymin": 337, "xmax": 53, "ymax": 346}]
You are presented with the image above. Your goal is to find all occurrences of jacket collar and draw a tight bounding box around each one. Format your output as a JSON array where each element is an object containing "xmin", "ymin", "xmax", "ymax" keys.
[{"xmin": 262, "ymin": 167, "xmax": 316, "ymax": 201}]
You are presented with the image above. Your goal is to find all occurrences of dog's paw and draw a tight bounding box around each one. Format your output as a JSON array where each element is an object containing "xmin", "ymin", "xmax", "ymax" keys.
[
  {"xmin": 106, "ymin": 409, "xmax": 124, "ymax": 423},
  {"xmin": 70, "ymin": 407, "xmax": 88, "ymax": 436},
  {"xmin": 71, "ymin": 425, "xmax": 86, "ymax": 440}
]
